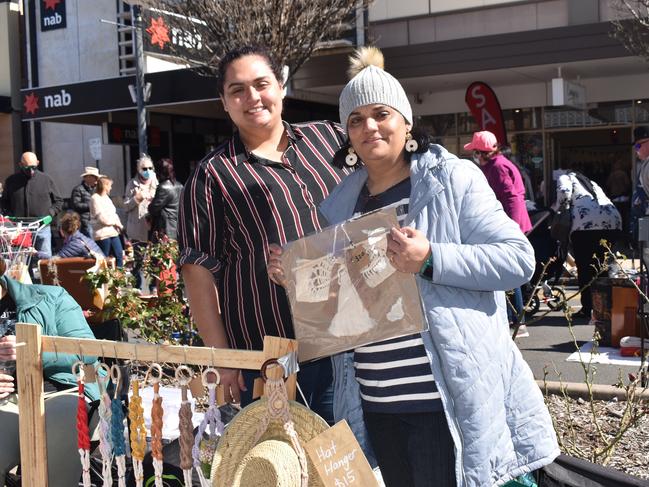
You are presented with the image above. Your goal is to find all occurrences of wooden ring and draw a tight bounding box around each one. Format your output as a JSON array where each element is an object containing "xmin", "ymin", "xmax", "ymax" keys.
[{"xmin": 260, "ymin": 358, "xmax": 287, "ymax": 382}]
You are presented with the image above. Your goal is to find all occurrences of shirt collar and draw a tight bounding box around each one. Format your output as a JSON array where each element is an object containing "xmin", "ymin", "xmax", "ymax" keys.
[{"xmin": 230, "ymin": 121, "xmax": 301, "ymax": 165}]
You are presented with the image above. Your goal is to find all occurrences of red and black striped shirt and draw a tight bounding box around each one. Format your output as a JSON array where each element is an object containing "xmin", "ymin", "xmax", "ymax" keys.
[{"xmin": 178, "ymin": 121, "xmax": 350, "ymax": 351}]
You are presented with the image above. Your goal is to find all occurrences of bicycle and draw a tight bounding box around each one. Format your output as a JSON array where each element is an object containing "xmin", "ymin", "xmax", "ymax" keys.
[{"xmin": 522, "ymin": 280, "xmax": 567, "ymax": 316}]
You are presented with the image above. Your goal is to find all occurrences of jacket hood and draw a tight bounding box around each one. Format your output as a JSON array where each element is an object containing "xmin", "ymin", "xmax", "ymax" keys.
[{"xmin": 1, "ymin": 275, "xmax": 44, "ymax": 313}]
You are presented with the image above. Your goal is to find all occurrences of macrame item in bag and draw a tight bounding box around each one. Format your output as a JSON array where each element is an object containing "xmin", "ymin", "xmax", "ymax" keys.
[
  {"xmin": 176, "ymin": 365, "xmax": 195, "ymax": 487},
  {"xmin": 73, "ymin": 362, "xmax": 91, "ymax": 487},
  {"xmin": 147, "ymin": 364, "xmax": 165, "ymax": 487},
  {"xmin": 97, "ymin": 363, "xmax": 114, "ymax": 487},
  {"xmin": 128, "ymin": 379, "xmax": 147, "ymax": 487},
  {"xmin": 192, "ymin": 368, "xmax": 224, "ymax": 487}
]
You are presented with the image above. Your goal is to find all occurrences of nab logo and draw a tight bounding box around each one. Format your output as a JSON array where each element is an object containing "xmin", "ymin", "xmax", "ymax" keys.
[
  {"xmin": 24, "ymin": 92, "xmax": 39, "ymax": 115},
  {"xmin": 43, "ymin": 11, "xmax": 63, "ymax": 27},
  {"xmin": 41, "ymin": 0, "xmax": 66, "ymax": 31},
  {"xmin": 44, "ymin": 89, "xmax": 71, "ymax": 108}
]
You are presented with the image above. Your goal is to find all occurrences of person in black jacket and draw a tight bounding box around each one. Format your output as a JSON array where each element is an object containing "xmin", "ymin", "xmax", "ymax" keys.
[
  {"xmin": 1, "ymin": 152, "xmax": 63, "ymax": 258},
  {"xmin": 148, "ymin": 158, "xmax": 182, "ymax": 240},
  {"xmin": 69, "ymin": 167, "xmax": 100, "ymax": 238}
]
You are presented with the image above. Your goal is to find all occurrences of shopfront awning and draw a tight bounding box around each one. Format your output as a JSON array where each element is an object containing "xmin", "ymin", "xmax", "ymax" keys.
[{"xmin": 20, "ymin": 68, "xmax": 220, "ymax": 123}]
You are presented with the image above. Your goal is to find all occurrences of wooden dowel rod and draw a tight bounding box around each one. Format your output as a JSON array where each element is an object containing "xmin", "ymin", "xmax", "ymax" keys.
[
  {"xmin": 16, "ymin": 323, "xmax": 48, "ymax": 486},
  {"xmin": 41, "ymin": 335, "xmax": 267, "ymax": 369}
]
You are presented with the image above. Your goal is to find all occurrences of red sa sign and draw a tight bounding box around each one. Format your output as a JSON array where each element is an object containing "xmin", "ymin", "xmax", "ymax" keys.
[{"xmin": 465, "ymin": 82, "xmax": 507, "ymax": 146}]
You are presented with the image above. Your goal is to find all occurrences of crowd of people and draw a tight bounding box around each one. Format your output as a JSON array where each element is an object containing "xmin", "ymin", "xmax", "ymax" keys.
[
  {"xmin": 0, "ymin": 153, "xmax": 183, "ymax": 271},
  {"xmin": 2, "ymin": 42, "xmax": 649, "ymax": 487}
]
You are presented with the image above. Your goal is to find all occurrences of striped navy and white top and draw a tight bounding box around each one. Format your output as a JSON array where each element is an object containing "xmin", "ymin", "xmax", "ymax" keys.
[
  {"xmin": 178, "ymin": 121, "xmax": 350, "ymax": 351},
  {"xmin": 352, "ymin": 178, "xmax": 442, "ymax": 413}
]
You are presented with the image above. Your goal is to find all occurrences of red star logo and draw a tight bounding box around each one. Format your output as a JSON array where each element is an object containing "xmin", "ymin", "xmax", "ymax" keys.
[
  {"xmin": 146, "ymin": 17, "xmax": 170, "ymax": 49},
  {"xmin": 43, "ymin": 0, "xmax": 61, "ymax": 11},
  {"xmin": 24, "ymin": 92, "xmax": 39, "ymax": 115}
]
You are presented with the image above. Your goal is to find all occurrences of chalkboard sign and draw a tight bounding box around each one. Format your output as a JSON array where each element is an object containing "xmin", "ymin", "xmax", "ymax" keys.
[{"xmin": 305, "ymin": 420, "xmax": 378, "ymax": 487}]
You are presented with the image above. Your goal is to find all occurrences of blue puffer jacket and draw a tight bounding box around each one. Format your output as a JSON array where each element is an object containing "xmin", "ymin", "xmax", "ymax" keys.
[
  {"xmin": 2, "ymin": 276, "xmax": 101, "ymax": 400},
  {"xmin": 57, "ymin": 230, "xmax": 104, "ymax": 259},
  {"xmin": 320, "ymin": 145, "xmax": 559, "ymax": 487}
]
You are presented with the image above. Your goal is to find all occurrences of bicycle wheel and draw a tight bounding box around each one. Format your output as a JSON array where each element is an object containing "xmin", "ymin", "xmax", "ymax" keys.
[
  {"xmin": 547, "ymin": 286, "xmax": 566, "ymax": 311},
  {"xmin": 524, "ymin": 293, "xmax": 540, "ymax": 315}
]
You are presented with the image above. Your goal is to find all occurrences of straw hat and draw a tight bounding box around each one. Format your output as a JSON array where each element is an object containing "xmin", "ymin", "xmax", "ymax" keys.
[
  {"xmin": 210, "ymin": 399, "xmax": 328, "ymax": 487},
  {"xmin": 81, "ymin": 166, "xmax": 102, "ymax": 178}
]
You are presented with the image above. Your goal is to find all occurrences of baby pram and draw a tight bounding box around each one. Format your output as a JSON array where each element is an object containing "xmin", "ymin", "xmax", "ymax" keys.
[{"xmin": 523, "ymin": 206, "xmax": 568, "ymax": 316}]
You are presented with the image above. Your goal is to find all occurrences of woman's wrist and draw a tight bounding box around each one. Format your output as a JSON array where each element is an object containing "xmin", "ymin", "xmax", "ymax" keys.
[{"xmin": 418, "ymin": 250, "xmax": 433, "ymax": 281}]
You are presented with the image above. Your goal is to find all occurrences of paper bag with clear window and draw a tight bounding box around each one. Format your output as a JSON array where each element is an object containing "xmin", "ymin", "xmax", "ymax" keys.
[{"xmin": 281, "ymin": 207, "xmax": 427, "ymax": 362}]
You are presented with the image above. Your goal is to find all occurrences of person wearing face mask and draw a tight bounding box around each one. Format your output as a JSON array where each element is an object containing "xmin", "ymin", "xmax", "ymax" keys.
[
  {"xmin": 467, "ymin": 132, "xmax": 532, "ymax": 337},
  {"xmin": 1, "ymin": 152, "xmax": 63, "ymax": 258},
  {"xmin": 124, "ymin": 155, "xmax": 158, "ymax": 243},
  {"xmin": 124, "ymin": 155, "xmax": 158, "ymax": 287}
]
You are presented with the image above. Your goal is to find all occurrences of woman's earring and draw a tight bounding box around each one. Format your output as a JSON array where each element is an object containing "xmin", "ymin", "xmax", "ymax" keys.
[
  {"xmin": 405, "ymin": 132, "xmax": 418, "ymax": 152},
  {"xmin": 345, "ymin": 147, "xmax": 358, "ymax": 166}
]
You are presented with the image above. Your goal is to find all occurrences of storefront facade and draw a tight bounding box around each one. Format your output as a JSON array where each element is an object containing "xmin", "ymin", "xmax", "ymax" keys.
[
  {"xmin": 293, "ymin": 0, "xmax": 649, "ymax": 205},
  {"xmin": 18, "ymin": 0, "xmax": 340, "ymax": 198},
  {"xmin": 15, "ymin": 0, "xmax": 649, "ymax": 206},
  {"xmin": 418, "ymin": 99, "xmax": 649, "ymax": 205}
]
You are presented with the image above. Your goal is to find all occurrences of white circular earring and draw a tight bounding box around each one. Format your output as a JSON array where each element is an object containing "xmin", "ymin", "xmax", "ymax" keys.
[
  {"xmin": 405, "ymin": 132, "xmax": 418, "ymax": 153},
  {"xmin": 345, "ymin": 147, "xmax": 358, "ymax": 166}
]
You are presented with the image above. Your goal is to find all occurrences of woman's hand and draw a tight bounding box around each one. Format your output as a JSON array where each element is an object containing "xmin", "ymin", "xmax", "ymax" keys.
[
  {"xmin": 0, "ymin": 335, "xmax": 16, "ymax": 362},
  {"xmin": 0, "ymin": 336, "xmax": 16, "ymax": 400},
  {"xmin": 0, "ymin": 373, "xmax": 15, "ymax": 399},
  {"xmin": 387, "ymin": 227, "xmax": 431, "ymax": 274},
  {"xmin": 267, "ymin": 243, "xmax": 287, "ymax": 287},
  {"xmin": 217, "ymin": 368, "xmax": 247, "ymax": 404}
]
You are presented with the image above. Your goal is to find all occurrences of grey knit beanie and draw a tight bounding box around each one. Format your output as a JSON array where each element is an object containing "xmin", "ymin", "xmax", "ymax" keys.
[{"xmin": 339, "ymin": 47, "xmax": 412, "ymax": 128}]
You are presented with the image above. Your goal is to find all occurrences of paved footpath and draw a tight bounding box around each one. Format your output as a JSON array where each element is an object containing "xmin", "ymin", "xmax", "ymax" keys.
[{"xmin": 516, "ymin": 286, "xmax": 644, "ymax": 386}]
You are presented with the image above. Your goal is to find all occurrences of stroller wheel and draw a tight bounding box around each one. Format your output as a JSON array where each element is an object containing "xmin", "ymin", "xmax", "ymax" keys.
[
  {"xmin": 547, "ymin": 286, "xmax": 566, "ymax": 311},
  {"xmin": 524, "ymin": 294, "xmax": 540, "ymax": 315}
]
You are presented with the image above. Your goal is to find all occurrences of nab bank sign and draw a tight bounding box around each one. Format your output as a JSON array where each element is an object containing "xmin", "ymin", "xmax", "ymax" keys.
[{"xmin": 41, "ymin": 0, "xmax": 66, "ymax": 32}]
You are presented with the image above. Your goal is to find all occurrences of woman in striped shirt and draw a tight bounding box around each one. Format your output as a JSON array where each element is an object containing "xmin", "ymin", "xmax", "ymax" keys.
[{"xmin": 178, "ymin": 46, "xmax": 350, "ymax": 421}]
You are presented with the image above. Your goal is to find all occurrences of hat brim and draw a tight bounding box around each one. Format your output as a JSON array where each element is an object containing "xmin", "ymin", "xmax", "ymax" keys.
[
  {"xmin": 211, "ymin": 399, "xmax": 329, "ymax": 486},
  {"xmin": 81, "ymin": 173, "xmax": 100, "ymax": 178},
  {"xmin": 463, "ymin": 142, "xmax": 477, "ymax": 151}
]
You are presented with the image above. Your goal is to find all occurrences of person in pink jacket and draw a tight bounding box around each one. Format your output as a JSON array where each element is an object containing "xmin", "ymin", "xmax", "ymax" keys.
[
  {"xmin": 466, "ymin": 130, "xmax": 532, "ymax": 233},
  {"xmin": 466, "ymin": 130, "xmax": 532, "ymax": 336}
]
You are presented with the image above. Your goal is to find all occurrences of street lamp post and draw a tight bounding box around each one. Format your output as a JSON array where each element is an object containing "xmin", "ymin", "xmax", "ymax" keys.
[
  {"xmin": 132, "ymin": 5, "xmax": 148, "ymax": 157},
  {"xmin": 102, "ymin": 5, "xmax": 149, "ymax": 159}
]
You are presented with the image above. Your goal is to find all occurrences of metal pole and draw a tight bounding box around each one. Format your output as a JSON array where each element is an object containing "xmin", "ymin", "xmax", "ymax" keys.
[{"xmin": 132, "ymin": 5, "xmax": 148, "ymax": 157}]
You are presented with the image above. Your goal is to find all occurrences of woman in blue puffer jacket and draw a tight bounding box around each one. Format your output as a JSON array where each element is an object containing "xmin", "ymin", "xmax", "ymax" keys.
[
  {"xmin": 56, "ymin": 211, "xmax": 105, "ymax": 258},
  {"xmin": 269, "ymin": 47, "xmax": 559, "ymax": 487}
]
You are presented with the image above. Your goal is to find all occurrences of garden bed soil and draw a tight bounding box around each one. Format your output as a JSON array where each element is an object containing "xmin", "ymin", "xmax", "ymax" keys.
[{"xmin": 545, "ymin": 394, "xmax": 649, "ymax": 480}]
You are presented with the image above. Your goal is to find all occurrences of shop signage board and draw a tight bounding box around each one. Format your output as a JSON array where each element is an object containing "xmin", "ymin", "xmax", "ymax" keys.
[
  {"xmin": 102, "ymin": 123, "xmax": 162, "ymax": 148},
  {"xmin": 142, "ymin": 8, "xmax": 209, "ymax": 65},
  {"xmin": 88, "ymin": 137, "xmax": 102, "ymax": 161},
  {"xmin": 20, "ymin": 68, "xmax": 219, "ymax": 121},
  {"xmin": 305, "ymin": 420, "xmax": 378, "ymax": 487},
  {"xmin": 40, "ymin": 0, "xmax": 66, "ymax": 31},
  {"xmin": 551, "ymin": 78, "xmax": 586, "ymax": 110},
  {"xmin": 465, "ymin": 81, "xmax": 507, "ymax": 145}
]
